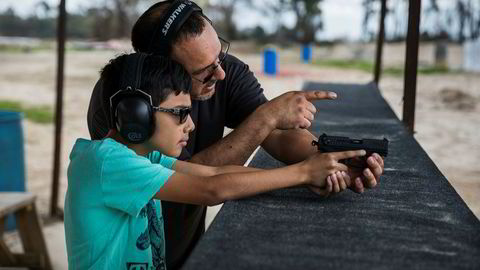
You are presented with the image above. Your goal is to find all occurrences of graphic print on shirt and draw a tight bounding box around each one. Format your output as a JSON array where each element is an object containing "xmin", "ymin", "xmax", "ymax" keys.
[
  {"xmin": 139, "ymin": 206, "xmax": 147, "ymax": 218},
  {"xmin": 136, "ymin": 228, "xmax": 150, "ymax": 250},
  {"xmin": 136, "ymin": 206, "xmax": 150, "ymax": 250},
  {"xmin": 126, "ymin": 262, "xmax": 148, "ymax": 270},
  {"xmin": 146, "ymin": 200, "xmax": 165, "ymax": 270}
]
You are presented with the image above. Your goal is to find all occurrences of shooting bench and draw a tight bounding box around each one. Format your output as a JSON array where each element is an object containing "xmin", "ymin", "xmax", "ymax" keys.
[
  {"xmin": 0, "ymin": 192, "xmax": 52, "ymax": 269},
  {"xmin": 182, "ymin": 82, "xmax": 480, "ymax": 270}
]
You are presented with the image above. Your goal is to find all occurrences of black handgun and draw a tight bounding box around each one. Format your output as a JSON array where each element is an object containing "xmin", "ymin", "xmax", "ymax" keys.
[{"xmin": 312, "ymin": 133, "xmax": 389, "ymax": 157}]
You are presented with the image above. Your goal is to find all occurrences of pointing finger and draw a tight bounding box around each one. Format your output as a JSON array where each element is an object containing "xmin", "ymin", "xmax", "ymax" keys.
[{"xmin": 303, "ymin": 91, "xmax": 337, "ymax": 101}]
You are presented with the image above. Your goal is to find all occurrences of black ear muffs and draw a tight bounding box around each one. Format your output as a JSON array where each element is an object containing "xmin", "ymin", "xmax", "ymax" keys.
[
  {"xmin": 110, "ymin": 53, "xmax": 155, "ymax": 144},
  {"xmin": 115, "ymin": 94, "xmax": 153, "ymax": 143}
]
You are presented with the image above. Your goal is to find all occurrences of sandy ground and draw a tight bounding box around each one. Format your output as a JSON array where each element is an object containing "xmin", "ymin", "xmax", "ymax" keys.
[{"xmin": 0, "ymin": 42, "xmax": 479, "ymax": 268}]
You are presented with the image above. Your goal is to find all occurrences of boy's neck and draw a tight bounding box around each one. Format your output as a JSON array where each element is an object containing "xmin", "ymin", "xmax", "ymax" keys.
[{"xmin": 108, "ymin": 130, "xmax": 151, "ymax": 157}]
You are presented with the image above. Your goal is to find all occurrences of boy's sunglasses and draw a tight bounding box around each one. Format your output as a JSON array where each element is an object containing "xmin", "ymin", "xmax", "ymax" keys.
[{"xmin": 153, "ymin": 106, "xmax": 191, "ymax": 124}]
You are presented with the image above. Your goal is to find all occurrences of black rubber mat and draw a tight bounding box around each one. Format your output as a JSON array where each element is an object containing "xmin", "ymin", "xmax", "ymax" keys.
[{"xmin": 182, "ymin": 82, "xmax": 480, "ymax": 270}]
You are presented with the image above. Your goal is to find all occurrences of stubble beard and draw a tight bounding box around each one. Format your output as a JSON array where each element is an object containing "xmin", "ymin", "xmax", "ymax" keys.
[{"xmin": 192, "ymin": 82, "xmax": 216, "ymax": 101}]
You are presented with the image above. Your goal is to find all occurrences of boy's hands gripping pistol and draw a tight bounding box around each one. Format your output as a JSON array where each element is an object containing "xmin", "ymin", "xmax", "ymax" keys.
[{"xmin": 312, "ymin": 133, "xmax": 389, "ymax": 168}]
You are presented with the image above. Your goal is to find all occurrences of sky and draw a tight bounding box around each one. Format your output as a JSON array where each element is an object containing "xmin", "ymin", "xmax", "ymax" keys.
[
  {"xmin": 0, "ymin": 0, "xmax": 368, "ymax": 40},
  {"xmin": 0, "ymin": 0, "xmax": 460, "ymax": 41}
]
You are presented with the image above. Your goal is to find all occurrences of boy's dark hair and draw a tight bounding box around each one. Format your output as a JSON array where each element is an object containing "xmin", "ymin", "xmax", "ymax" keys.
[
  {"xmin": 131, "ymin": 1, "xmax": 210, "ymax": 55},
  {"xmin": 100, "ymin": 53, "xmax": 192, "ymax": 129}
]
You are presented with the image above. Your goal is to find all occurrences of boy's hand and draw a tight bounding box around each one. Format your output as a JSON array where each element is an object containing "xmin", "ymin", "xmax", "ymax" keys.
[
  {"xmin": 302, "ymin": 150, "xmax": 366, "ymax": 189},
  {"xmin": 307, "ymin": 153, "xmax": 384, "ymax": 197},
  {"xmin": 308, "ymin": 171, "xmax": 351, "ymax": 197}
]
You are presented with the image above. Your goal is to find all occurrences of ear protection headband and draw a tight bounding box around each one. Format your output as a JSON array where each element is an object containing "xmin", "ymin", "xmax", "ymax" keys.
[
  {"xmin": 109, "ymin": 53, "xmax": 155, "ymax": 144},
  {"xmin": 146, "ymin": 0, "xmax": 204, "ymax": 55}
]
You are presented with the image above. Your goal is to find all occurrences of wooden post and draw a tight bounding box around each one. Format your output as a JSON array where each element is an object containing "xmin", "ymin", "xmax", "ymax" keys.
[
  {"xmin": 402, "ymin": 0, "xmax": 421, "ymax": 134},
  {"xmin": 374, "ymin": 0, "xmax": 387, "ymax": 85},
  {"xmin": 50, "ymin": 0, "xmax": 67, "ymax": 218}
]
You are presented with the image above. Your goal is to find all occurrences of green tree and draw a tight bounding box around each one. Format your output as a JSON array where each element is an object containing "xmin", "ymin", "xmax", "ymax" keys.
[
  {"xmin": 289, "ymin": 0, "xmax": 324, "ymax": 43},
  {"xmin": 205, "ymin": 0, "xmax": 238, "ymax": 40},
  {"xmin": 362, "ymin": 0, "xmax": 377, "ymax": 41},
  {"xmin": 243, "ymin": 0, "xmax": 323, "ymax": 43},
  {"xmin": 0, "ymin": 8, "xmax": 23, "ymax": 36},
  {"xmin": 111, "ymin": 0, "xmax": 141, "ymax": 38}
]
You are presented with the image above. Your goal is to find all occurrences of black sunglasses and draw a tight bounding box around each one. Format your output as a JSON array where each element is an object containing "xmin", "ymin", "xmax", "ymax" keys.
[
  {"xmin": 192, "ymin": 37, "xmax": 230, "ymax": 84},
  {"xmin": 153, "ymin": 106, "xmax": 192, "ymax": 124}
]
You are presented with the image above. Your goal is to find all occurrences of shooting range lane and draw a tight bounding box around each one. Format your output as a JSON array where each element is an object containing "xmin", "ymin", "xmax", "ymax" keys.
[{"xmin": 182, "ymin": 82, "xmax": 480, "ymax": 270}]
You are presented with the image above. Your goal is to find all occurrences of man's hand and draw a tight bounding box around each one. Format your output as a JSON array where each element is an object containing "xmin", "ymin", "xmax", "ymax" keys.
[
  {"xmin": 258, "ymin": 90, "xmax": 337, "ymax": 130},
  {"xmin": 347, "ymin": 153, "xmax": 384, "ymax": 193}
]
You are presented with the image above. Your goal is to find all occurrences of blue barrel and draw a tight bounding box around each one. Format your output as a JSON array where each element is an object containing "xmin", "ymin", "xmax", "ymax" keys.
[
  {"xmin": 0, "ymin": 110, "xmax": 26, "ymax": 231},
  {"xmin": 263, "ymin": 47, "xmax": 277, "ymax": 75},
  {"xmin": 302, "ymin": 44, "xmax": 312, "ymax": 63}
]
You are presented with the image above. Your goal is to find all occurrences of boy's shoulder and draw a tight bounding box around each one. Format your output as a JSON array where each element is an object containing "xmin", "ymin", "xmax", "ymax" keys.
[
  {"xmin": 68, "ymin": 138, "xmax": 145, "ymax": 183},
  {"xmin": 69, "ymin": 138, "xmax": 133, "ymax": 162}
]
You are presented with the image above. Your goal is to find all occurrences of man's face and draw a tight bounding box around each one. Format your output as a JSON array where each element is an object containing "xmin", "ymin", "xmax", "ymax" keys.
[
  {"xmin": 148, "ymin": 92, "xmax": 195, "ymax": 157},
  {"xmin": 171, "ymin": 22, "xmax": 226, "ymax": 101}
]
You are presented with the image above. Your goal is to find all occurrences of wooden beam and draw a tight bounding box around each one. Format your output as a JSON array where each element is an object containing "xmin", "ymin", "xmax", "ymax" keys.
[
  {"xmin": 51, "ymin": 0, "xmax": 67, "ymax": 219},
  {"xmin": 402, "ymin": 0, "xmax": 421, "ymax": 134},
  {"xmin": 374, "ymin": 0, "xmax": 387, "ymax": 84}
]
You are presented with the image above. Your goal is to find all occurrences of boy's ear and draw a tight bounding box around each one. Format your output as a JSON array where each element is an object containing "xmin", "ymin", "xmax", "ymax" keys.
[{"xmin": 104, "ymin": 129, "xmax": 116, "ymax": 139}]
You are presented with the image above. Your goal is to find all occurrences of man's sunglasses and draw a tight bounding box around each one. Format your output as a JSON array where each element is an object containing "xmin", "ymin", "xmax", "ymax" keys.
[
  {"xmin": 153, "ymin": 106, "xmax": 192, "ymax": 124},
  {"xmin": 191, "ymin": 37, "xmax": 230, "ymax": 84}
]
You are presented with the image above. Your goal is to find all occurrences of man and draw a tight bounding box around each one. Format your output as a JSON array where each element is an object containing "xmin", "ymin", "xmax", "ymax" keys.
[{"xmin": 87, "ymin": 1, "xmax": 385, "ymax": 269}]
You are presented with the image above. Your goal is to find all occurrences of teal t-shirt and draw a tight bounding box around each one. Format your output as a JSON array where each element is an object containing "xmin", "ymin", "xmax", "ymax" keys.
[{"xmin": 64, "ymin": 138, "xmax": 176, "ymax": 270}]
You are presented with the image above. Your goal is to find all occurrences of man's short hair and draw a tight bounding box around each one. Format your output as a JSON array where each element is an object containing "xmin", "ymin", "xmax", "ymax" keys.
[
  {"xmin": 100, "ymin": 54, "xmax": 192, "ymax": 129},
  {"xmin": 131, "ymin": 1, "xmax": 210, "ymax": 56}
]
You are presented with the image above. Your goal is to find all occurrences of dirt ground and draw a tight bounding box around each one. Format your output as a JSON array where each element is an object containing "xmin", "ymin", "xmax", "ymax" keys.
[{"xmin": 0, "ymin": 41, "xmax": 478, "ymax": 225}]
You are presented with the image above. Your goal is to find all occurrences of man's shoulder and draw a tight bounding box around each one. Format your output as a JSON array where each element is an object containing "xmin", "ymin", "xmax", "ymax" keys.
[
  {"xmin": 87, "ymin": 78, "xmax": 110, "ymax": 140},
  {"xmin": 223, "ymin": 54, "xmax": 249, "ymax": 70},
  {"xmin": 89, "ymin": 78, "xmax": 104, "ymax": 105},
  {"xmin": 220, "ymin": 53, "xmax": 260, "ymax": 88}
]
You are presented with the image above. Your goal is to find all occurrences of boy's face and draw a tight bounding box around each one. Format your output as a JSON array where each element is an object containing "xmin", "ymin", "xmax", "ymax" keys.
[{"xmin": 148, "ymin": 92, "xmax": 194, "ymax": 157}]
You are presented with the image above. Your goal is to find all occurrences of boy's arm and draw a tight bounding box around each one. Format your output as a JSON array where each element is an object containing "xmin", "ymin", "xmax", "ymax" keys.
[
  {"xmin": 155, "ymin": 164, "xmax": 307, "ymax": 206},
  {"xmin": 173, "ymin": 160, "xmax": 261, "ymax": 177},
  {"xmin": 156, "ymin": 150, "xmax": 366, "ymax": 206}
]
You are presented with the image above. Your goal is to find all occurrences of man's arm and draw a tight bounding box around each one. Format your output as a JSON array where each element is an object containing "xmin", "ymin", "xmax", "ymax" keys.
[
  {"xmin": 261, "ymin": 129, "xmax": 318, "ymax": 165},
  {"xmin": 189, "ymin": 106, "xmax": 275, "ymax": 166},
  {"xmin": 189, "ymin": 91, "xmax": 337, "ymax": 166},
  {"xmin": 173, "ymin": 160, "xmax": 261, "ymax": 177}
]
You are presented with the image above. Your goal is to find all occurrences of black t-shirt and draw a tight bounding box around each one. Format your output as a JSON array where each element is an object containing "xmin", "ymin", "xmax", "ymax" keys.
[{"xmin": 87, "ymin": 54, "xmax": 267, "ymax": 269}]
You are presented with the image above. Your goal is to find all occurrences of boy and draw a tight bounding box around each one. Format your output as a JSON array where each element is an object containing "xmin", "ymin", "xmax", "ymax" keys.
[{"xmin": 65, "ymin": 53, "xmax": 365, "ymax": 269}]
